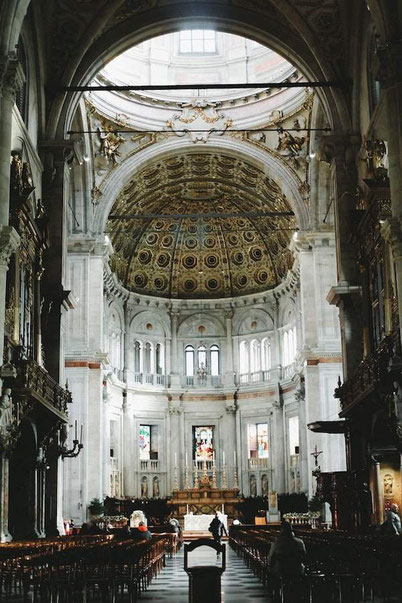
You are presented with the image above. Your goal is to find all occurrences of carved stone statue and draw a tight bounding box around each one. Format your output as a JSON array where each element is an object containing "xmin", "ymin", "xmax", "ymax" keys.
[
  {"xmin": 10, "ymin": 152, "xmax": 23, "ymax": 195},
  {"xmin": 250, "ymin": 474, "xmax": 257, "ymax": 497},
  {"xmin": 97, "ymin": 126, "xmax": 126, "ymax": 164},
  {"xmin": 276, "ymin": 129, "xmax": 305, "ymax": 157},
  {"xmin": 261, "ymin": 474, "xmax": 269, "ymax": 497},
  {"xmin": 153, "ymin": 476, "xmax": 160, "ymax": 498},
  {"xmin": 0, "ymin": 388, "xmax": 13, "ymax": 437},
  {"xmin": 141, "ymin": 476, "xmax": 148, "ymax": 498}
]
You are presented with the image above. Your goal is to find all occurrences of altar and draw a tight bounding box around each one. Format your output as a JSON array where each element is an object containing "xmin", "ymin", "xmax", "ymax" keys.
[{"xmin": 184, "ymin": 513, "xmax": 228, "ymax": 532}]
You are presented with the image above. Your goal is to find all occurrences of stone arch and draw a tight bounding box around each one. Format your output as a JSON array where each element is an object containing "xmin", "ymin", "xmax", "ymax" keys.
[
  {"xmin": 92, "ymin": 138, "xmax": 310, "ymax": 234},
  {"xmin": 129, "ymin": 310, "xmax": 169, "ymax": 339},
  {"xmin": 177, "ymin": 313, "xmax": 225, "ymax": 338},
  {"xmin": 45, "ymin": 3, "xmax": 351, "ymax": 139},
  {"xmin": 234, "ymin": 307, "xmax": 275, "ymax": 336}
]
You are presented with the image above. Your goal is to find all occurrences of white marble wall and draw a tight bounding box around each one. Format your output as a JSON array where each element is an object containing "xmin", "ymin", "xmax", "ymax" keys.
[{"xmin": 62, "ymin": 235, "xmax": 346, "ymax": 520}]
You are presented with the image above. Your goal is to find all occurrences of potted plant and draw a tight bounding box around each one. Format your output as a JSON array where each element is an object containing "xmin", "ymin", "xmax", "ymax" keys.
[{"xmin": 88, "ymin": 497, "xmax": 104, "ymax": 519}]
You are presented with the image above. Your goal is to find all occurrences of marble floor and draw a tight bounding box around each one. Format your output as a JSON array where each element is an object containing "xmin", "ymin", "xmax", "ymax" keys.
[{"xmin": 140, "ymin": 542, "xmax": 270, "ymax": 602}]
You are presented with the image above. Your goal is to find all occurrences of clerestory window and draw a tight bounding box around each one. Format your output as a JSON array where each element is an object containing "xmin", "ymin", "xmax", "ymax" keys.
[{"xmin": 179, "ymin": 30, "xmax": 216, "ymax": 54}]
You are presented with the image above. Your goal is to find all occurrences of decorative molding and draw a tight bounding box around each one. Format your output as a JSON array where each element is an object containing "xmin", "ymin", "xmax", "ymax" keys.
[{"xmin": 0, "ymin": 227, "xmax": 20, "ymax": 268}]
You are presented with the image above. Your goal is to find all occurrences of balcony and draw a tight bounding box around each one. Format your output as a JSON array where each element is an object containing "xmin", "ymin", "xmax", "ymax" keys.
[
  {"xmin": 248, "ymin": 458, "xmax": 269, "ymax": 469},
  {"xmin": 133, "ymin": 373, "xmax": 166, "ymax": 386},
  {"xmin": 182, "ymin": 375, "xmax": 222, "ymax": 388},
  {"xmin": 281, "ymin": 363, "xmax": 296, "ymax": 380},
  {"xmin": 140, "ymin": 459, "xmax": 160, "ymax": 471},
  {"xmin": 5, "ymin": 358, "xmax": 71, "ymax": 418},
  {"xmin": 238, "ymin": 370, "xmax": 272, "ymax": 385}
]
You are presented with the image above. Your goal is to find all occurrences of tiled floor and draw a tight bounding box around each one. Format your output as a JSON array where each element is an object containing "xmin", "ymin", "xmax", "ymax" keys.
[{"xmin": 141, "ymin": 542, "xmax": 270, "ymax": 602}]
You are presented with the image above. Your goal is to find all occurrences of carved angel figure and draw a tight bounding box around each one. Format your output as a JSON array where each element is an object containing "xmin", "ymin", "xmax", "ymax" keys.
[
  {"xmin": 97, "ymin": 126, "xmax": 126, "ymax": 165},
  {"xmin": 0, "ymin": 388, "xmax": 13, "ymax": 435},
  {"xmin": 277, "ymin": 129, "xmax": 305, "ymax": 157}
]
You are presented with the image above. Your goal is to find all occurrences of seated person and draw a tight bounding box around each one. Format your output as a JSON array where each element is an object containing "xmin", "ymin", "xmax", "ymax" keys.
[
  {"xmin": 131, "ymin": 521, "xmax": 152, "ymax": 541},
  {"xmin": 138, "ymin": 521, "xmax": 152, "ymax": 540},
  {"xmin": 168, "ymin": 516, "xmax": 181, "ymax": 534},
  {"xmin": 268, "ymin": 521, "xmax": 306, "ymax": 577}
]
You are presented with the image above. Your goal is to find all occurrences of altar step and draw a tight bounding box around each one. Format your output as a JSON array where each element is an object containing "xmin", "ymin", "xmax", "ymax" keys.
[{"xmin": 183, "ymin": 531, "xmax": 229, "ymax": 541}]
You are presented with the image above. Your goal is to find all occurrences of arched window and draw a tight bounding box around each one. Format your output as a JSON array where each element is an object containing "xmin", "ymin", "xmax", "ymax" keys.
[
  {"xmin": 134, "ymin": 341, "xmax": 141, "ymax": 372},
  {"xmin": 197, "ymin": 345, "xmax": 207, "ymax": 371},
  {"xmin": 261, "ymin": 338, "xmax": 271, "ymax": 370},
  {"xmin": 144, "ymin": 342, "xmax": 152, "ymax": 373},
  {"xmin": 239, "ymin": 340, "xmax": 249, "ymax": 373},
  {"xmin": 155, "ymin": 343, "xmax": 163, "ymax": 374},
  {"xmin": 283, "ymin": 331, "xmax": 289, "ymax": 366},
  {"xmin": 185, "ymin": 345, "xmax": 194, "ymax": 376},
  {"xmin": 210, "ymin": 345, "xmax": 220, "ymax": 376},
  {"xmin": 250, "ymin": 339, "xmax": 260, "ymax": 372},
  {"xmin": 292, "ymin": 327, "xmax": 297, "ymax": 359}
]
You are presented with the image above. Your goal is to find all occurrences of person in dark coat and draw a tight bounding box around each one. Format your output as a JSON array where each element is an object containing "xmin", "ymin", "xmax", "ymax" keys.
[
  {"xmin": 209, "ymin": 512, "xmax": 228, "ymax": 547},
  {"xmin": 268, "ymin": 521, "xmax": 306, "ymax": 577}
]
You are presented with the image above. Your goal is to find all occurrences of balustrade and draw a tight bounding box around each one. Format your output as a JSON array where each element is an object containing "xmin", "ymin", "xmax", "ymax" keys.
[
  {"xmin": 239, "ymin": 370, "xmax": 272, "ymax": 385},
  {"xmin": 140, "ymin": 459, "xmax": 159, "ymax": 471},
  {"xmin": 248, "ymin": 458, "xmax": 269, "ymax": 469}
]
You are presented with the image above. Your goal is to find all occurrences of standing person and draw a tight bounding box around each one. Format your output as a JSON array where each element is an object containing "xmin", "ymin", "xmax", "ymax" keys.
[
  {"xmin": 381, "ymin": 503, "xmax": 402, "ymax": 535},
  {"xmin": 209, "ymin": 512, "xmax": 228, "ymax": 552},
  {"xmin": 268, "ymin": 521, "xmax": 306, "ymax": 577}
]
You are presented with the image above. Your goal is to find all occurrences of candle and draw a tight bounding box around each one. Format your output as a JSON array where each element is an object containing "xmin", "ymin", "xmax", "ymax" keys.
[
  {"xmin": 222, "ymin": 451, "xmax": 225, "ymax": 466},
  {"xmin": 175, "ymin": 452, "xmax": 177, "ymax": 467},
  {"xmin": 234, "ymin": 451, "xmax": 236, "ymax": 466},
  {"xmin": 186, "ymin": 453, "xmax": 188, "ymax": 467},
  {"xmin": 213, "ymin": 451, "xmax": 215, "ymax": 464},
  {"xmin": 74, "ymin": 420, "xmax": 77, "ymax": 440},
  {"xmin": 80, "ymin": 424, "xmax": 83, "ymax": 444}
]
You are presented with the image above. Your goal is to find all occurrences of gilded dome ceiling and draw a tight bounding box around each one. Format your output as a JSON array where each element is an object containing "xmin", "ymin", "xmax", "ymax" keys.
[{"xmin": 108, "ymin": 153, "xmax": 296, "ymax": 298}]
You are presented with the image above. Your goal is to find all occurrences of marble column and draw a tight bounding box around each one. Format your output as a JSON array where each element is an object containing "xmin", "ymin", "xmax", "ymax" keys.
[
  {"xmin": 319, "ymin": 136, "xmax": 363, "ymax": 380},
  {"xmin": 0, "ymin": 55, "xmax": 24, "ymax": 390},
  {"xmin": 371, "ymin": 456, "xmax": 382, "ymax": 525},
  {"xmin": 0, "ymin": 453, "xmax": 11, "ymax": 542},
  {"xmin": 224, "ymin": 311, "xmax": 234, "ymax": 386},
  {"xmin": 170, "ymin": 311, "xmax": 180, "ymax": 387}
]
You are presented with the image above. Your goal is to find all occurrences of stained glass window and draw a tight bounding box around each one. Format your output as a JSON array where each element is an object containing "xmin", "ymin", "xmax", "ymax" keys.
[
  {"xmin": 248, "ymin": 423, "xmax": 268, "ymax": 458},
  {"xmin": 185, "ymin": 345, "xmax": 194, "ymax": 375},
  {"xmin": 210, "ymin": 345, "xmax": 220, "ymax": 375},
  {"xmin": 194, "ymin": 426, "xmax": 214, "ymax": 461},
  {"xmin": 139, "ymin": 425, "xmax": 151, "ymax": 460}
]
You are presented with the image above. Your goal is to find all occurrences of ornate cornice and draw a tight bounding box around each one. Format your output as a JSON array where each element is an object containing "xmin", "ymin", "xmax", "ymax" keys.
[
  {"xmin": 0, "ymin": 227, "xmax": 20, "ymax": 268},
  {"xmin": 0, "ymin": 54, "xmax": 25, "ymax": 100}
]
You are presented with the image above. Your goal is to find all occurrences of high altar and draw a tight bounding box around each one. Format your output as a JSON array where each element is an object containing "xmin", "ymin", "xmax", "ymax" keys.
[{"xmin": 169, "ymin": 463, "xmax": 241, "ymax": 529}]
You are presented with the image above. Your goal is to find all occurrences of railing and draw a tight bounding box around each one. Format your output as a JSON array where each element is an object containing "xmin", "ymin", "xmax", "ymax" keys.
[
  {"xmin": 238, "ymin": 370, "xmax": 271, "ymax": 385},
  {"xmin": 194, "ymin": 460, "xmax": 214, "ymax": 471},
  {"xmin": 14, "ymin": 359, "xmax": 71, "ymax": 414},
  {"xmin": 281, "ymin": 363, "xmax": 296, "ymax": 380},
  {"xmin": 248, "ymin": 458, "xmax": 269, "ymax": 469},
  {"xmin": 140, "ymin": 459, "xmax": 160, "ymax": 471},
  {"xmin": 133, "ymin": 373, "xmax": 166, "ymax": 386},
  {"xmin": 182, "ymin": 375, "xmax": 222, "ymax": 388}
]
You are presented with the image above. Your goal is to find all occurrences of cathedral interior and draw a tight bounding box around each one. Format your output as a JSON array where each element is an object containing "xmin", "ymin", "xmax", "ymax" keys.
[{"xmin": 0, "ymin": 0, "xmax": 402, "ymax": 600}]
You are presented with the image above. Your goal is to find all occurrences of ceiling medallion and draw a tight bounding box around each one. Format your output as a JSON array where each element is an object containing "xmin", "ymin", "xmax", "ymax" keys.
[{"xmin": 166, "ymin": 99, "xmax": 233, "ymax": 143}]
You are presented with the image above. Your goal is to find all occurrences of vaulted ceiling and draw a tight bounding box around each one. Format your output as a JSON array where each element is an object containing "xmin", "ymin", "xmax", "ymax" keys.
[{"xmin": 108, "ymin": 153, "xmax": 296, "ymax": 298}]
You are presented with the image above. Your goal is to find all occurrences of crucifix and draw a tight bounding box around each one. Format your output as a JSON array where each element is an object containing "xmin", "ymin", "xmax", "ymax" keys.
[{"xmin": 311, "ymin": 445, "xmax": 323, "ymax": 469}]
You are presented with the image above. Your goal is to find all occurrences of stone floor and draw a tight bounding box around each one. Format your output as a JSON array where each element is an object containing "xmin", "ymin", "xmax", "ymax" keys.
[{"xmin": 140, "ymin": 542, "xmax": 270, "ymax": 602}]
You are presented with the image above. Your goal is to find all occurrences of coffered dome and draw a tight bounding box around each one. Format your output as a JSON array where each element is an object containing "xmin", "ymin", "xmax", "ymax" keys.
[{"xmin": 108, "ymin": 153, "xmax": 296, "ymax": 298}]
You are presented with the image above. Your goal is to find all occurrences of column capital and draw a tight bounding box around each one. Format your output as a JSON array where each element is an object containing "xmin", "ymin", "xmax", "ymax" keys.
[
  {"xmin": 0, "ymin": 53, "xmax": 25, "ymax": 100},
  {"xmin": 0, "ymin": 226, "xmax": 20, "ymax": 267},
  {"xmin": 381, "ymin": 217, "xmax": 402, "ymax": 260},
  {"xmin": 377, "ymin": 40, "xmax": 402, "ymax": 89}
]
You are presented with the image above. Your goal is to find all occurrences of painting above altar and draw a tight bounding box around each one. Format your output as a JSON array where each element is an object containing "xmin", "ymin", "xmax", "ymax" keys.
[{"xmin": 194, "ymin": 425, "xmax": 214, "ymax": 462}]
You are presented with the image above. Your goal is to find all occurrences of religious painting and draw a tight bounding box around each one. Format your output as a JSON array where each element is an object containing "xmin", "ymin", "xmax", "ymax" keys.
[
  {"xmin": 139, "ymin": 424, "xmax": 151, "ymax": 460},
  {"xmin": 193, "ymin": 426, "xmax": 214, "ymax": 461},
  {"xmin": 248, "ymin": 422, "xmax": 268, "ymax": 459},
  {"xmin": 379, "ymin": 463, "xmax": 402, "ymax": 516}
]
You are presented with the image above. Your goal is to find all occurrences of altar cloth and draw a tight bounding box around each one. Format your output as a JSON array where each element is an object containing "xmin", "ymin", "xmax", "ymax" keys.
[{"xmin": 184, "ymin": 514, "xmax": 228, "ymax": 532}]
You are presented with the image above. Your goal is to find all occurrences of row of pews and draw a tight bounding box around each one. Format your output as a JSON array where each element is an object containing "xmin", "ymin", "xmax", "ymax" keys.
[
  {"xmin": 230, "ymin": 525, "xmax": 402, "ymax": 601},
  {"xmin": 0, "ymin": 533, "xmax": 177, "ymax": 601}
]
